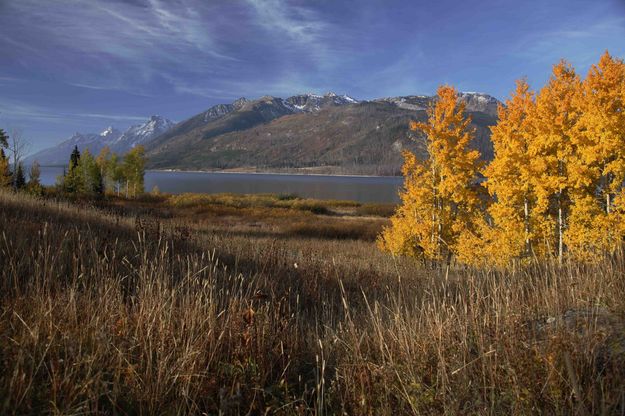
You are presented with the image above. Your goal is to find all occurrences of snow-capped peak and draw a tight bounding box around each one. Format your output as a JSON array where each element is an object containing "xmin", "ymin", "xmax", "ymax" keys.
[
  {"xmin": 458, "ymin": 92, "xmax": 500, "ymax": 116},
  {"xmin": 106, "ymin": 116, "xmax": 175, "ymax": 152},
  {"xmin": 100, "ymin": 126, "xmax": 121, "ymax": 139},
  {"xmin": 284, "ymin": 92, "xmax": 359, "ymax": 113},
  {"xmin": 459, "ymin": 91, "xmax": 497, "ymax": 101}
]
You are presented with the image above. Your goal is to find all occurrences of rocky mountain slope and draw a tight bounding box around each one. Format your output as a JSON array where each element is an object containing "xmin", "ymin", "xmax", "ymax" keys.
[
  {"xmin": 146, "ymin": 92, "xmax": 499, "ymax": 175},
  {"xmin": 27, "ymin": 116, "xmax": 174, "ymax": 165}
]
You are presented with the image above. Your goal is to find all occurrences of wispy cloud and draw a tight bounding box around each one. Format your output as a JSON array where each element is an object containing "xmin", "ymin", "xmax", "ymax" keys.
[
  {"xmin": 0, "ymin": 0, "xmax": 237, "ymax": 92},
  {"xmin": 244, "ymin": 0, "xmax": 349, "ymax": 69},
  {"xmin": 512, "ymin": 17, "xmax": 625, "ymax": 66},
  {"xmin": 0, "ymin": 100, "xmax": 147, "ymax": 124},
  {"xmin": 0, "ymin": 76, "xmax": 23, "ymax": 83},
  {"xmin": 0, "ymin": 0, "xmax": 354, "ymax": 98},
  {"xmin": 166, "ymin": 72, "xmax": 325, "ymax": 100},
  {"xmin": 245, "ymin": 0, "xmax": 327, "ymax": 46}
]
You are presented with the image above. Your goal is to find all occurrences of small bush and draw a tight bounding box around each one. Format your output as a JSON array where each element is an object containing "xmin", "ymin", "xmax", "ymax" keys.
[
  {"xmin": 286, "ymin": 221, "xmax": 382, "ymax": 240},
  {"xmin": 277, "ymin": 192, "xmax": 299, "ymax": 201},
  {"xmin": 356, "ymin": 203, "xmax": 397, "ymax": 217}
]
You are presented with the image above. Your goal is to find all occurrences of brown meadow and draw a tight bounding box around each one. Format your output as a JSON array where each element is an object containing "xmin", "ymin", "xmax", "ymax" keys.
[{"xmin": 1, "ymin": 189, "xmax": 625, "ymax": 414}]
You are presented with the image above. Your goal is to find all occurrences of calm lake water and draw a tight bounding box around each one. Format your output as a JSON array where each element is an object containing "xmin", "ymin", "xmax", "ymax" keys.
[{"xmin": 39, "ymin": 166, "xmax": 403, "ymax": 203}]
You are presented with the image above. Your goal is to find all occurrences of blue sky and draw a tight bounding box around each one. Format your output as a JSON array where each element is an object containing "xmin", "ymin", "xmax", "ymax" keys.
[{"xmin": 1, "ymin": 0, "xmax": 624, "ymax": 153}]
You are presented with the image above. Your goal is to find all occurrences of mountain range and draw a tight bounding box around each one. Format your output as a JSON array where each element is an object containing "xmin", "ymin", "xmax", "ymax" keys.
[
  {"xmin": 29, "ymin": 92, "xmax": 501, "ymax": 175},
  {"xmin": 26, "ymin": 115, "xmax": 175, "ymax": 166}
]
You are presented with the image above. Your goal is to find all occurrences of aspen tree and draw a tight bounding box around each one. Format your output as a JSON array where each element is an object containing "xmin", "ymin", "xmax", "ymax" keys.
[
  {"xmin": 378, "ymin": 86, "xmax": 481, "ymax": 264},
  {"xmin": 123, "ymin": 146, "xmax": 146, "ymax": 198},
  {"xmin": 482, "ymin": 79, "xmax": 536, "ymax": 263},
  {"xmin": 526, "ymin": 61, "xmax": 581, "ymax": 262},
  {"xmin": 377, "ymin": 150, "xmax": 439, "ymax": 259},
  {"xmin": 574, "ymin": 52, "xmax": 625, "ymax": 210},
  {"xmin": 567, "ymin": 51, "xmax": 625, "ymax": 258}
]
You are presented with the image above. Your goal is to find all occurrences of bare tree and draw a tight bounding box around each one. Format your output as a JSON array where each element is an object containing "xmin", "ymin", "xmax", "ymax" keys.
[{"xmin": 8, "ymin": 128, "xmax": 30, "ymax": 190}]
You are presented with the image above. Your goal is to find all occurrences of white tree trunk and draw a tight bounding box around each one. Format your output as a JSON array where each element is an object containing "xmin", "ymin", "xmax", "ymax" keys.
[
  {"xmin": 558, "ymin": 197, "xmax": 563, "ymax": 264},
  {"xmin": 524, "ymin": 197, "xmax": 530, "ymax": 256}
]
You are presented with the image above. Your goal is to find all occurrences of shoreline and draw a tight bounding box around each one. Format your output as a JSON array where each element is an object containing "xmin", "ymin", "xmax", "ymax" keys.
[
  {"xmin": 148, "ymin": 168, "xmax": 404, "ymax": 179},
  {"xmin": 37, "ymin": 165, "xmax": 403, "ymax": 179}
]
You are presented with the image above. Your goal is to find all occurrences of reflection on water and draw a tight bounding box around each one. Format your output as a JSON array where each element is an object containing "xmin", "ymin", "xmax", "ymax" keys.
[{"xmin": 38, "ymin": 166, "xmax": 403, "ymax": 203}]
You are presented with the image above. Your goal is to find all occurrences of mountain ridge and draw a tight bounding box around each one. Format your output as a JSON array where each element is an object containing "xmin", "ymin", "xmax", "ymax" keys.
[
  {"xmin": 26, "ymin": 115, "xmax": 175, "ymax": 166},
  {"xmin": 27, "ymin": 91, "xmax": 501, "ymax": 175},
  {"xmin": 145, "ymin": 91, "xmax": 500, "ymax": 175}
]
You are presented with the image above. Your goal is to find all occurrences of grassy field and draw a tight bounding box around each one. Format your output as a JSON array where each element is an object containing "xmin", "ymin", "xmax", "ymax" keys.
[{"xmin": 1, "ymin": 189, "xmax": 625, "ymax": 415}]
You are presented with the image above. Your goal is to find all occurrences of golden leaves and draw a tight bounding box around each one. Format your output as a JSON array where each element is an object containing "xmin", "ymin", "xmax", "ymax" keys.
[
  {"xmin": 381, "ymin": 52, "xmax": 625, "ymax": 267},
  {"xmin": 380, "ymin": 86, "xmax": 482, "ymax": 262}
]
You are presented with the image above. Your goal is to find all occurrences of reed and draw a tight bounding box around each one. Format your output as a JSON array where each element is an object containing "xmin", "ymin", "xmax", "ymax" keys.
[{"xmin": 1, "ymin": 190, "xmax": 624, "ymax": 414}]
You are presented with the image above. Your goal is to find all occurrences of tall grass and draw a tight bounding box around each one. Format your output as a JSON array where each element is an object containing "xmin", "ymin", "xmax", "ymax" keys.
[{"xmin": 1, "ymin": 190, "xmax": 624, "ymax": 414}]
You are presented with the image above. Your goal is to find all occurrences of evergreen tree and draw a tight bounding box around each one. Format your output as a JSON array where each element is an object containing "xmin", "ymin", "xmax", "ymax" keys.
[
  {"xmin": 378, "ymin": 86, "xmax": 482, "ymax": 263},
  {"xmin": 63, "ymin": 145, "xmax": 82, "ymax": 194},
  {"xmin": 70, "ymin": 145, "xmax": 80, "ymax": 168},
  {"xmin": 14, "ymin": 163, "xmax": 26, "ymax": 190},
  {"xmin": 0, "ymin": 129, "xmax": 7, "ymax": 149}
]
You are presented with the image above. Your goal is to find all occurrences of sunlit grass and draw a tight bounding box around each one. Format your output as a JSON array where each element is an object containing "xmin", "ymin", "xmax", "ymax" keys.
[{"xmin": 1, "ymin": 189, "xmax": 624, "ymax": 414}]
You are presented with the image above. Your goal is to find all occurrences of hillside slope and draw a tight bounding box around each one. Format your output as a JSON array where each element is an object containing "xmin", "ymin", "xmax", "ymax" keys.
[
  {"xmin": 147, "ymin": 93, "xmax": 498, "ymax": 175},
  {"xmin": 27, "ymin": 116, "xmax": 174, "ymax": 166}
]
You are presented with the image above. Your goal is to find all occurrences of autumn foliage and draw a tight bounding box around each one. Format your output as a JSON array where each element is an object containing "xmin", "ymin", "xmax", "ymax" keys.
[{"xmin": 379, "ymin": 51, "xmax": 625, "ymax": 266}]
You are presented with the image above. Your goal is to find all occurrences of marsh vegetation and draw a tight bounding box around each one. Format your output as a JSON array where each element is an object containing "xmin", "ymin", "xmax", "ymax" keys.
[{"xmin": 1, "ymin": 190, "xmax": 624, "ymax": 414}]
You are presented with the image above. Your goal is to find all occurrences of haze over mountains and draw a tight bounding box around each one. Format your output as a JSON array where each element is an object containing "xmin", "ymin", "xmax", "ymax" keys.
[
  {"xmin": 30, "ymin": 92, "xmax": 500, "ymax": 175},
  {"xmin": 27, "ymin": 115, "xmax": 175, "ymax": 166}
]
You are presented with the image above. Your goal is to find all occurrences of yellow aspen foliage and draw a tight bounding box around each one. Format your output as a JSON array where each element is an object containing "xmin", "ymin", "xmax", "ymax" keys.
[
  {"xmin": 567, "ymin": 51, "xmax": 625, "ymax": 258},
  {"xmin": 483, "ymin": 79, "xmax": 536, "ymax": 264},
  {"xmin": 573, "ymin": 51, "xmax": 625, "ymax": 197},
  {"xmin": 454, "ymin": 214, "xmax": 503, "ymax": 268},
  {"xmin": 526, "ymin": 60, "xmax": 581, "ymax": 261},
  {"xmin": 380, "ymin": 54, "xmax": 625, "ymax": 266},
  {"xmin": 377, "ymin": 151, "xmax": 439, "ymax": 258},
  {"xmin": 565, "ymin": 194, "xmax": 612, "ymax": 261},
  {"xmin": 378, "ymin": 85, "xmax": 482, "ymax": 263}
]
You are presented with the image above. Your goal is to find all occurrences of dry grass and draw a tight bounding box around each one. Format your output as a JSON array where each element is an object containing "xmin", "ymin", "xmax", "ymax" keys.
[{"xmin": 1, "ymin": 189, "xmax": 625, "ymax": 414}]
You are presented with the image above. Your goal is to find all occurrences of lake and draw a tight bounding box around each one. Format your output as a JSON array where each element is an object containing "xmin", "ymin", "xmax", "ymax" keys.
[{"xmin": 39, "ymin": 166, "xmax": 404, "ymax": 203}]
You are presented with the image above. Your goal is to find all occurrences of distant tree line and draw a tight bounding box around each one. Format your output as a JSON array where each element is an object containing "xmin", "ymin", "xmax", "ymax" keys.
[
  {"xmin": 1, "ymin": 127, "xmax": 146, "ymax": 199},
  {"xmin": 58, "ymin": 145, "xmax": 146, "ymax": 198},
  {"xmin": 0, "ymin": 128, "xmax": 42, "ymax": 195}
]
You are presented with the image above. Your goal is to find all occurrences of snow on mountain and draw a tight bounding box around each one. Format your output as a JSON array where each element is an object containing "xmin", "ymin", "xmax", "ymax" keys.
[
  {"xmin": 100, "ymin": 126, "xmax": 122, "ymax": 141},
  {"xmin": 374, "ymin": 95, "xmax": 432, "ymax": 111},
  {"xmin": 376, "ymin": 92, "xmax": 500, "ymax": 116},
  {"xmin": 285, "ymin": 92, "xmax": 359, "ymax": 113},
  {"xmin": 26, "ymin": 116, "xmax": 175, "ymax": 166},
  {"xmin": 203, "ymin": 103, "xmax": 236, "ymax": 123},
  {"xmin": 24, "ymin": 132, "xmax": 103, "ymax": 166},
  {"xmin": 457, "ymin": 92, "xmax": 500, "ymax": 116},
  {"xmin": 109, "ymin": 116, "xmax": 175, "ymax": 153},
  {"xmin": 25, "ymin": 90, "xmax": 499, "ymax": 168}
]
